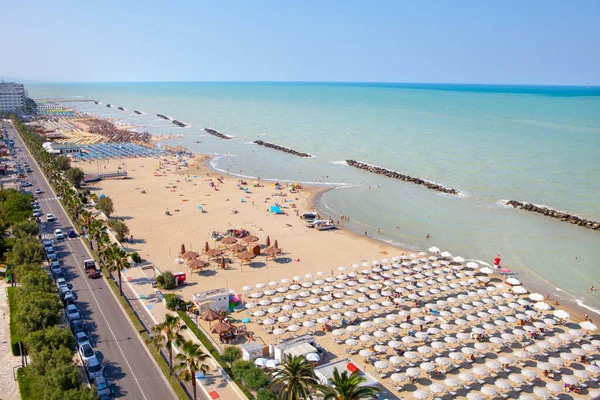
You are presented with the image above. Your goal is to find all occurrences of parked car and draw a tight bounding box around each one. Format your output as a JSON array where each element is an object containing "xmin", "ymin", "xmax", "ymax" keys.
[
  {"xmin": 85, "ymin": 355, "xmax": 104, "ymax": 380},
  {"xmin": 75, "ymin": 332, "xmax": 91, "ymax": 348},
  {"xmin": 66, "ymin": 304, "xmax": 81, "ymax": 321},
  {"xmin": 79, "ymin": 343, "xmax": 95, "ymax": 364},
  {"xmin": 35, "ymin": 188, "xmax": 42, "ymax": 194},
  {"xmin": 70, "ymin": 319, "xmax": 86, "ymax": 335},
  {"xmin": 56, "ymin": 277, "xmax": 68, "ymax": 290},
  {"xmin": 51, "ymin": 261, "xmax": 62, "ymax": 276},
  {"xmin": 43, "ymin": 240, "xmax": 53, "ymax": 249},
  {"xmin": 26, "ymin": 167, "xmax": 32, "ymax": 173},
  {"xmin": 21, "ymin": 181, "xmax": 32, "ymax": 187},
  {"xmin": 46, "ymin": 213, "xmax": 56, "ymax": 222},
  {"xmin": 67, "ymin": 229, "xmax": 78, "ymax": 238},
  {"xmin": 54, "ymin": 229, "xmax": 64, "ymax": 240},
  {"xmin": 33, "ymin": 210, "xmax": 41, "ymax": 218},
  {"xmin": 62, "ymin": 290, "xmax": 77, "ymax": 304},
  {"xmin": 94, "ymin": 375, "xmax": 112, "ymax": 397}
]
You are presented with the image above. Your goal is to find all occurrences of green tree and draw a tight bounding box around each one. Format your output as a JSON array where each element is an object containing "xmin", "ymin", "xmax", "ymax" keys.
[
  {"xmin": 47, "ymin": 386, "xmax": 99, "ymax": 400},
  {"xmin": 26, "ymin": 325, "xmax": 76, "ymax": 355},
  {"xmin": 175, "ymin": 341, "xmax": 209, "ymax": 400},
  {"xmin": 269, "ymin": 355, "xmax": 321, "ymax": 400},
  {"xmin": 222, "ymin": 346, "xmax": 242, "ymax": 366},
  {"xmin": 55, "ymin": 155, "xmax": 71, "ymax": 171},
  {"xmin": 244, "ymin": 367, "xmax": 270, "ymax": 390},
  {"xmin": 12, "ymin": 220, "xmax": 40, "ymax": 238},
  {"xmin": 105, "ymin": 245, "xmax": 130, "ymax": 296},
  {"xmin": 150, "ymin": 314, "xmax": 187, "ymax": 374},
  {"xmin": 0, "ymin": 189, "xmax": 33, "ymax": 226},
  {"xmin": 257, "ymin": 389, "xmax": 278, "ymax": 400},
  {"xmin": 96, "ymin": 195, "xmax": 114, "ymax": 218},
  {"xmin": 107, "ymin": 219, "xmax": 130, "ymax": 241},
  {"xmin": 30, "ymin": 346, "xmax": 75, "ymax": 376},
  {"xmin": 16, "ymin": 291, "xmax": 63, "ymax": 332},
  {"xmin": 39, "ymin": 362, "xmax": 84, "ymax": 393},
  {"xmin": 19, "ymin": 268, "xmax": 55, "ymax": 295},
  {"xmin": 159, "ymin": 271, "xmax": 176, "ymax": 290},
  {"xmin": 78, "ymin": 210, "xmax": 94, "ymax": 233},
  {"xmin": 320, "ymin": 368, "xmax": 381, "ymax": 400},
  {"xmin": 232, "ymin": 360, "xmax": 255, "ymax": 379},
  {"xmin": 64, "ymin": 167, "xmax": 85, "ymax": 188},
  {"xmin": 9, "ymin": 238, "xmax": 45, "ymax": 266}
]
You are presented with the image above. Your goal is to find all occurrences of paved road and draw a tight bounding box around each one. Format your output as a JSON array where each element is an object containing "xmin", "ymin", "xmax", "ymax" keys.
[{"xmin": 7, "ymin": 122, "xmax": 178, "ymax": 400}]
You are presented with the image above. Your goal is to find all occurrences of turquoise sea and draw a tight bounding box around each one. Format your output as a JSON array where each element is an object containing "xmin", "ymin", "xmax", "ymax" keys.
[{"xmin": 27, "ymin": 82, "xmax": 600, "ymax": 314}]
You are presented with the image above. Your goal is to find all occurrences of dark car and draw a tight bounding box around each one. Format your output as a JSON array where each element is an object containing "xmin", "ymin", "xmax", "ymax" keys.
[
  {"xmin": 70, "ymin": 319, "xmax": 86, "ymax": 335},
  {"xmin": 68, "ymin": 229, "xmax": 78, "ymax": 238}
]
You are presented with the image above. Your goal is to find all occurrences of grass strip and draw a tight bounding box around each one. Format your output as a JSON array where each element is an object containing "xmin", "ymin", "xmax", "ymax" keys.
[
  {"xmin": 7, "ymin": 286, "xmax": 23, "ymax": 356},
  {"xmin": 177, "ymin": 311, "xmax": 255, "ymax": 399}
]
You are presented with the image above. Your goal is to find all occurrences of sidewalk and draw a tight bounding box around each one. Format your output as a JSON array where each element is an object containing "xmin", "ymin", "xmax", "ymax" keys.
[
  {"xmin": 0, "ymin": 281, "xmax": 21, "ymax": 400},
  {"xmin": 120, "ymin": 263, "xmax": 247, "ymax": 400}
]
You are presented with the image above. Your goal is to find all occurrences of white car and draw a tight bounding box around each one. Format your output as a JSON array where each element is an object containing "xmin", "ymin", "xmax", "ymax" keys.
[
  {"xmin": 54, "ymin": 229, "xmax": 64, "ymax": 240},
  {"xmin": 66, "ymin": 304, "xmax": 81, "ymax": 321},
  {"xmin": 56, "ymin": 277, "xmax": 68, "ymax": 290},
  {"xmin": 75, "ymin": 332, "xmax": 91, "ymax": 348},
  {"xmin": 46, "ymin": 213, "xmax": 56, "ymax": 222},
  {"xmin": 35, "ymin": 188, "xmax": 43, "ymax": 194},
  {"xmin": 79, "ymin": 342, "xmax": 95, "ymax": 364},
  {"xmin": 86, "ymin": 355, "xmax": 104, "ymax": 380}
]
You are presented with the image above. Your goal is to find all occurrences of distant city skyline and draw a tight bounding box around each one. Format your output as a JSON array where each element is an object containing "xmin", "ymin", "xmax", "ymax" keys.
[{"xmin": 1, "ymin": 0, "xmax": 599, "ymax": 85}]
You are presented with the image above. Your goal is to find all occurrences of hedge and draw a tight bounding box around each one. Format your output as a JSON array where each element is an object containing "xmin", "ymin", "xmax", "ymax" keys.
[
  {"xmin": 7, "ymin": 286, "xmax": 24, "ymax": 356},
  {"xmin": 17, "ymin": 366, "xmax": 37, "ymax": 400},
  {"xmin": 177, "ymin": 311, "xmax": 255, "ymax": 400}
]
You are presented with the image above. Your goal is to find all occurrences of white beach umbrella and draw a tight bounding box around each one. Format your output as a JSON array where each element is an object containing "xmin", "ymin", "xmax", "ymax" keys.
[
  {"xmin": 545, "ymin": 382, "xmax": 563, "ymax": 395},
  {"xmin": 388, "ymin": 340, "xmax": 402, "ymax": 349},
  {"xmin": 452, "ymin": 256, "xmax": 465, "ymax": 263},
  {"xmin": 562, "ymin": 376, "xmax": 578, "ymax": 386},
  {"xmin": 480, "ymin": 386, "xmax": 498, "ymax": 397},
  {"xmin": 406, "ymin": 367, "xmax": 421, "ymax": 378},
  {"xmin": 485, "ymin": 360, "xmax": 501, "ymax": 371},
  {"xmin": 533, "ymin": 302, "xmax": 551, "ymax": 311},
  {"xmin": 345, "ymin": 338, "xmax": 358, "ymax": 346},
  {"xmin": 574, "ymin": 370, "xmax": 590, "ymax": 381},
  {"xmin": 374, "ymin": 360, "xmax": 389, "ymax": 370},
  {"xmin": 580, "ymin": 321, "xmax": 598, "ymax": 331},
  {"xmin": 521, "ymin": 369, "xmax": 537, "ymax": 381},
  {"xmin": 389, "ymin": 355, "xmax": 403, "ymax": 365},
  {"xmin": 495, "ymin": 380, "xmax": 512, "ymax": 392},
  {"xmin": 533, "ymin": 387, "xmax": 551, "ymax": 400},
  {"xmin": 272, "ymin": 328, "xmax": 286, "ymax": 336},
  {"xmin": 359, "ymin": 334, "xmax": 372, "ymax": 342},
  {"xmin": 413, "ymin": 389, "xmax": 429, "ymax": 400},
  {"xmin": 472, "ymin": 366, "xmax": 488, "ymax": 378},
  {"xmin": 305, "ymin": 353, "xmax": 320, "ymax": 362},
  {"xmin": 277, "ymin": 316, "xmax": 290, "ymax": 323},
  {"xmin": 508, "ymin": 373, "xmax": 525, "ymax": 386},
  {"xmin": 444, "ymin": 377, "xmax": 461, "ymax": 389},
  {"xmin": 458, "ymin": 372, "xmax": 475, "ymax": 384},
  {"xmin": 553, "ymin": 309, "xmax": 569, "ymax": 319},
  {"xmin": 263, "ymin": 318, "xmax": 275, "ymax": 326},
  {"xmin": 529, "ymin": 293, "xmax": 545, "ymax": 301},
  {"xmin": 253, "ymin": 310, "xmax": 266, "ymax": 317},
  {"xmin": 302, "ymin": 321, "xmax": 315, "ymax": 328},
  {"xmin": 287, "ymin": 324, "xmax": 300, "ymax": 332},
  {"xmin": 429, "ymin": 383, "xmax": 446, "ymax": 395},
  {"xmin": 358, "ymin": 349, "xmax": 373, "ymax": 357},
  {"xmin": 332, "ymin": 329, "xmax": 346, "ymax": 336},
  {"xmin": 391, "ymin": 373, "xmax": 407, "ymax": 383},
  {"xmin": 512, "ymin": 286, "xmax": 527, "ymax": 294},
  {"xmin": 586, "ymin": 364, "xmax": 600, "ymax": 375},
  {"xmin": 440, "ymin": 251, "xmax": 452, "ymax": 258},
  {"xmin": 448, "ymin": 352, "xmax": 463, "ymax": 361},
  {"xmin": 466, "ymin": 394, "xmax": 484, "ymax": 400},
  {"xmin": 316, "ymin": 317, "xmax": 329, "ymax": 324},
  {"xmin": 254, "ymin": 357, "xmax": 268, "ymax": 367}
]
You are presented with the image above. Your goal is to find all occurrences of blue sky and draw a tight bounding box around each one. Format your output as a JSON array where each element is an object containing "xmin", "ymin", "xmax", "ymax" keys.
[{"xmin": 1, "ymin": 0, "xmax": 599, "ymax": 84}]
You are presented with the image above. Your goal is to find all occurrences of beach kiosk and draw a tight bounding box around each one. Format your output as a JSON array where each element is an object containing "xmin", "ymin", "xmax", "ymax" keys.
[
  {"xmin": 240, "ymin": 342, "xmax": 264, "ymax": 361},
  {"xmin": 270, "ymin": 335, "xmax": 319, "ymax": 362},
  {"xmin": 192, "ymin": 288, "xmax": 232, "ymax": 312},
  {"xmin": 315, "ymin": 358, "xmax": 378, "ymax": 387}
]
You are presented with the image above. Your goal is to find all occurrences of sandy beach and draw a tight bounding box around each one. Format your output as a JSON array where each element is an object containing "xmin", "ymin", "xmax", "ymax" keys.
[{"xmin": 76, "ymin": 153, "xmax": 599, "ymax": 399}]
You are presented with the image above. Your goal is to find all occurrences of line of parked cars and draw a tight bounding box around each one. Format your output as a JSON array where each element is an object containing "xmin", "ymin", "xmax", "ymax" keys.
[{"xmin": 36, "ymin": 193, "xmax": 112, "ymax": 398}]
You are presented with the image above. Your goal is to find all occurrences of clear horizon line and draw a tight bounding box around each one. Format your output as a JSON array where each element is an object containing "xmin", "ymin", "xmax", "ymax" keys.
[{"xmin": 20, "ymin": 80, "xmax": 600, "ymax": 88}]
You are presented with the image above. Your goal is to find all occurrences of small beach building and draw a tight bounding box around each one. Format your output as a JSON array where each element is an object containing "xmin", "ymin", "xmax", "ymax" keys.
[
  {"xmin": 43, "ymin": 142, "xmax": 81, "ymax": 155},
  {"xmin": 315, "ymin": 358, "xmax": 378, "ymax": 387},
  {"xmin": 269, "ymin": 335, "xmax": 318, "ymax": 362},
  {"xmin": 192, "ymin": 288, "xmax": 232, "ymax": 312},
  {"xmin": 239, "ymin": 342, "xmax": 265, "ymax": 361}
]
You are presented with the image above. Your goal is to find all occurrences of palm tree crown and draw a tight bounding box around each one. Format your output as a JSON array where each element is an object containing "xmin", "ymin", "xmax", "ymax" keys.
[
  {"xmin": 151, "ymin": 314, "xmax": 187, "ymax": 374},
  {"xmin": 321, "ymin": 368, "xmax": 381, "ymax": 400},
  {"xmin": 269, "ymin": 355, "xmax": 321, "ymax": 400},
  {"xmin": 175, "ymin": 341, "xmax": 209, "ymax": 400}
]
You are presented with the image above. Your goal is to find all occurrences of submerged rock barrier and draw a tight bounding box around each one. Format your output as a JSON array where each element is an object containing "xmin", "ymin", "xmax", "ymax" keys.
[
  {"xmin": 133, "ymin": 110, "xmax": 143, "ymax": 115},
  {"xmin": 345, "ymin": 160, "xmax": 459, "ymax": 195},
  {"xmin": 172, "ymin": 120, "xmax": 188, "ymax": 128},
  {"xmin": 253, "ymin": 140, "xmax": 312, "ymax": 158},
  {"xmin": 106, "ymin": 104, "xmax": 112, "ymax": 108},
  {"xmin": 157, "ymin": 114, "xmax": 170, "ymax": 120},
  {"xmin": 204, "ymin": 128, "xmax": 232, "ymax": 140},
  {"xmin": 94, "ymin": 101, "xmax": 99, "ymax": 105},
  {"xmin": 505, "ymin": 200, "xmax": 600, "ymax": 231},
  {"xmin": 118, "ymin": 106, "xmax": 125, "ymax": 111}
]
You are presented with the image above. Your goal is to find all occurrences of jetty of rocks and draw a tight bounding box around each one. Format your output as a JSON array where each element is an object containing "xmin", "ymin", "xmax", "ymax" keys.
[
  {"xmin": 204, "ymin": 128, "xmax": 232, "ymax": 140},
  {"xmin": 106, "ymin": 104, "xmax": 112, "ymax": 108},
  {"xmin": 505, "ymin": 200, "xmax": 600, "ymax": 231},
  {"xmin": 172, "ymin": 120, "xmax": 188, "ymax": 128},
  {"xmin": 345, "ymin": 160, "xmax": 459, "ymax": 195},
  {"xmin": 253, "ymin": 140, "xmax": 312, "ymax": 158},
  {"xmin": 133, "ymin": 110, "xmax": 143, "ymax": 115},
  {"xmin": 118, "ymin": 106, "xmax": 125, "ymax": 111},
  {"xmin": 94, "ymin": 101, "xmax": 99, "ymax": 105},
  {"xmin": 157, "ymin": 114, "xmax": 170, "ymax": 120}
]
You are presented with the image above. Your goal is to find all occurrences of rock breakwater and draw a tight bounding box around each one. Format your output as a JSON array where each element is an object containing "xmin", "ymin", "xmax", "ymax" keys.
[
  {"xmin": 172, "ymin": 120, "xmax": 188, "ymax": 128},
  {"xmin": 133, "ymin": 110, "xmax": 143, "ymax": 115},
  {"xmin": 253, "ymin": 140, "xmax": 312, "ymax": 158},
  {"xmin": 204, "ymin": 128, "xmax": 231, "ymax": 140},
  {"xmin": 106, "ymin": 104, "xmax": 112, "ymax": 108},
  {"xmin": 118, "ymin": 106, "xmax": 125, "ymax": 111},
  {"xmin": 157, "ymin": 114, "xmax": 170, "ymax": 120},
  {"xmin": 505, "ymin": 200, "xmax": 600, "ymax": 231},
  {"xmin": 345, "ymin": 160, "xmax": 459, "ymax": 195}
]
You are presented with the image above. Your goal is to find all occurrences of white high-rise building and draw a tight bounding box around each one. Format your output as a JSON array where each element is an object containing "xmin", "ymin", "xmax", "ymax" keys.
[{"xmin": 0, "ymin": 82, "xmax": 26, "ymax": 112}]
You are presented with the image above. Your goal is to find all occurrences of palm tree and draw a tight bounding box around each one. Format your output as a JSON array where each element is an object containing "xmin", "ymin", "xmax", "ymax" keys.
[
  {"xmin": 88, "ymin": 219, "xmax": 106, "ymax": 250},
  {"xmin": 269, "ymin": 355, "xmax": 321, "ymax": 400},
  {"xmin": 105, "ymin": 245, "xmax": 130, "ymax": 296},
  {"xmin": 320, "ymin": 368, "xmax": 381, "ymax": 400},
  {"xmin": 151, "ymin": 314, "xmax": 188, "ymax": 374},
  {"xmin": 79, "ymin": 210, "xmax": 94, "ymax": 233},
  {"xmin": 175, "ymin": 340, "xmax": 209, "ymax": 399}
]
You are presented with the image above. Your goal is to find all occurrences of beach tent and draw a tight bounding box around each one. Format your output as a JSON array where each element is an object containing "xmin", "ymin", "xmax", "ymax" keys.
[{"xmin": 270, "ymin": 205, "xmax": 283, "ymax": 214}]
